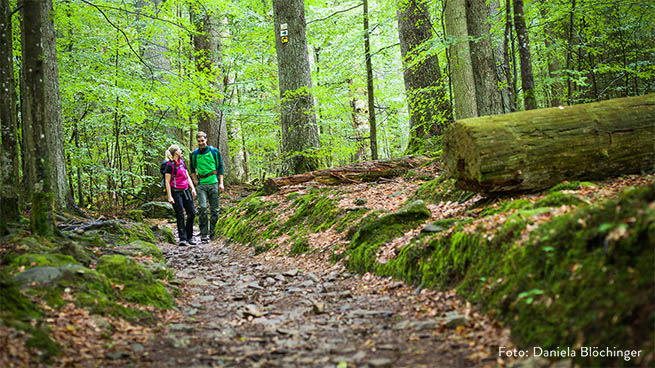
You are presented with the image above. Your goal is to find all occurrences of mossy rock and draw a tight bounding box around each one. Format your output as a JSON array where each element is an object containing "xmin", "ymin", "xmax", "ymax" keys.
[
  {"xmin": 0, "ymin": 268, "xmax": 42, "ymax": 320},
  {"xmin": 96, "ymin": 255, "xmax": 174, "ymax": 309},
  {"xmin": 479, "ymin": 198, "xmax": 532, "ymax": 216},
  {"xmin": 54, "ymin": 241, "xmax": 94, "ymax": 266},
  {"xmin": 144, "ymin": 262, "xmax": 174, "ymax": 281},
  {"xmin": 152, "ymin": 225, "xmax": 175, "ymax": 244},
  {"xmin": 117, "ymin": 240, "xmax": 164, "ymax": 262},
  {"xmin": 125, "ymin": 209, "xmax": 144, "ymax": 222},
  {"xmin": 139, "ymin": 201, "xmax": 175, "ymax": 219},
  {"xmin": 9, "ymin": 253, "xmax": 80, "ymax": 272}
]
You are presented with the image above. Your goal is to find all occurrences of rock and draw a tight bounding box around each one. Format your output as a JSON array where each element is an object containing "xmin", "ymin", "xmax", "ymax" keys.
[
  {"xmin": 119, "ymin": 240, "xmax": 164, "ymax": 261},
  {"xmin": 444, "ymin": 311, "xmax": 469, "ymax": 329},
  {"xmin": 14, "ymin": 266, "xmax": 63, "ymax": 285},
  {"xmin": 283, "ymin": 269, "xmax": 299, "ymax": 277},
  {"xmin": 246, "ymin": 281, "xmax": 263, "ymax": 290},
  {"xmin": 169, "ymin": 323, "xmax": 194, "ymax": 331},
  {"xmin": 392, "ymin": 320, "xmax": 410, "ymax": 330},
  {"xmin": 306, "ymin": 273, "xmax": 320, "ymax": 283},
  {"xmin": 131, "ymin": 343, "xmax": 145, "ymax": 353},
  {"xmin": 145, "ymin": 263, "xmax": 173, "ymax": 280},
  {"xmin": 105, "ymin": 351, "xmax": 129, "ymax": 359},
  {"xmin": 184, "ymin": 308, "xmax": 198, "ymax": 316},
  {"xmin": 139, "ymin": 201, "xmax": 175, "ymax": 219},
  {"xmin": 198, "ymin": 295, "xmax": 215, "ymax": 302},
  {"xmin": 368, "ymin": 358, "xmax": 393, "ymax": 367},
  {"xmin": 189, "ymin": 277, "xmax": 210, "ymax": 287},
  {"xmin": 414, "ymin": 320, "xmax": 437, "ymax": 331},
  {"xmin": 243, "ymin": 304, "xmax": 263, "ymax": 318},
  {"xmin": 311, "ymin": 300, "xmax": 326, "ymax": 314},
  {"xmin": 421, "ymin": 223, "xmax": 446, "ymax": 233},
  {"xmin": 265, "ymin": 277, "xmax": 276, "ymax": 284},
  {"xmin": 299, "ymin": 280, "xmax": 314, "ymax": 288},
  {"xmin": 354, "ymin": 198, "xmax": 367, "ymax": 206}
]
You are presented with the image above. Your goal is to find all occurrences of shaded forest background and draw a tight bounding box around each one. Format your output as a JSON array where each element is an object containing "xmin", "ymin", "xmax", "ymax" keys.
[{"xmin": 1, "ymin": 0, "xmax": 654, "ymax": 216}]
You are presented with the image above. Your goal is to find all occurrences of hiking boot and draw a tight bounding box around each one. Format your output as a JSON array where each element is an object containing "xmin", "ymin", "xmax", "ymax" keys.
[
  {"xmin": 187, "ymin": 238, "xmax": 197, "ymax": 246},
  {"xmin": 178, "ymin": 240, "xmax": 187, "ymax": 246},
  {"xmin": 201, "ymin": 236, "xmax": 209, "ymax": 244}
]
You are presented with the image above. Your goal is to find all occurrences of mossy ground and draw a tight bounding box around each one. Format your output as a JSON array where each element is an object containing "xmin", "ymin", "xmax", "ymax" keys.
[
  {"xmin": 0, "ymin": 218, "xmax": 176, "ymax": 360},
  {"xmin": 219, "ymin": 177, "xmax": 654, "ymax": 366}
]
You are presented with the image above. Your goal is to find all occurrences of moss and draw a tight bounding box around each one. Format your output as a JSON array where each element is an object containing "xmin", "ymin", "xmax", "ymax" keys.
[
  {"xmin": 334, "ymin": 208, "xmax": 369, "ymax": 233},
  {"xmin": 377, "ymin": 184, "xmax": 655, "ymax": 366},
  {"xmin": 533, "ymin": 191, "xmax": 583, "ymax": 208},
  {"xmin": 119, "ymin": 240, "xmax": 164, "ymax": 262},
  {"xmin": 347, "ymin": 200, "xmax": 432, "ymax": 274},
  {"xmin": 412, "ymin": 176, "xmax": 473, "ymax": 204},
  {"xmin": 9, "ymin": 253, "xmax": 80, "ymax": 272},
  {"xmin": 479, "ymin": 198, "xmax": 532, "ymax": 216},
  {"xmin": 289, "ymin": 235, "xmax": 310, "ymax": 255},
  {"xmin": 54, "ymin": 241, "xmax": 94, "ymax": 266},
  {"xmin": 0, "ymin": 269, "xmax": 42, "ymax": 320},
  {"xmin": 125, "ymin": 209, "xmax": 144, "ymax": 222},
  {"xmin": 96, "ymin": 255, "xmax": 174, "ymax": 309},
  {"xmin": 549, "ymin": 181, "xmax": 596, "ymax": 192}
]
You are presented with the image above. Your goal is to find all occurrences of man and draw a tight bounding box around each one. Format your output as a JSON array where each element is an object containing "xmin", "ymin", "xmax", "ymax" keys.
[{"xmin": 190, "ymin": 131, "xmax": 225, "ymax": 243}]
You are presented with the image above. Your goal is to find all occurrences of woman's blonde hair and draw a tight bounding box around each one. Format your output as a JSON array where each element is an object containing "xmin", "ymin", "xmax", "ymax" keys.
[{"xmin": 166, "ymin": 144, "xmax": 181, "ymax": 161}]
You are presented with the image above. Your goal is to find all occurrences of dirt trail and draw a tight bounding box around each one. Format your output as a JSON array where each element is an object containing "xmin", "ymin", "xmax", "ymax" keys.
[{"xmin": 139, "ymin": 237, "xmax": 512, "ymax": 368}]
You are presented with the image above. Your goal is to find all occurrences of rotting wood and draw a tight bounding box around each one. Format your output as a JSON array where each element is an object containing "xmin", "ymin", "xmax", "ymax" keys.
[
  {"xmin": 443, "ymin": 93, "xmax": 655, "ymax": 193},
  {"xmin": 263, "ymin": 155, "xmax": 432, "ymax": 194}
]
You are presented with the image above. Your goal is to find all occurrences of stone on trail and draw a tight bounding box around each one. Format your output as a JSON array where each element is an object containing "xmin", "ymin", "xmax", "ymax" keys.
[
  {"xmin": 283, "ymin": 269, "xmax": 299, "ymax": 277},
  {"xmin": 188, "ymin": 277, "xmax": 210, "ymax": 287},
  {"xmin": 311, "ymin": 300, "xmax": 326, "ymax": 314},
  {"xmin": 242, "ymin": 304, "xmax": 263, "ymax": 318},
  {"xmin": 368, "ymin": 357, "xmax": 393, "ymax": 368},
  {"xmin": 444, "ymin": 311, "xmax": 470, "ymax": 329}
]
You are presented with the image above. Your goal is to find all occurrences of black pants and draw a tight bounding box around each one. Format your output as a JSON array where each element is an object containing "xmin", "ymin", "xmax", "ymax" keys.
[{"xmin": 172, "ymin": 189, "xmax": 195, "ymax": 241}]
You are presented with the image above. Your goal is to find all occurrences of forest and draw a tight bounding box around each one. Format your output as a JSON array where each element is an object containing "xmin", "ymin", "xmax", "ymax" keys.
[{"xmin": 1, "ymin": 0, "xmax": 654, "ymax": 366}]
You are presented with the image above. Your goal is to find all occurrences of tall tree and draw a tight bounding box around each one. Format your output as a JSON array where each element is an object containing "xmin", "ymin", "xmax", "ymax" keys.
[
  {"xmin": 190, "ymin": 7, "xmax": 231, "ymax": 182},
  {"xmin": 21, "ymin": 0, "xmax": 56, "ymax": 235},
  {"xmin": 540, "ymin": 6, "xmax": 563, "ymax": 107},
  {"xmin": 0, "ymin": 0, "xmax": 20, "ymax": 231},
  {"xmin": 272, "ymin": 0, "xmax": 321, "ymax": 174},
  {"xmin": 397, "ymin": 0, "xmax": 453, "ymax": 153},
  {"xmin": 466, "ymin": 0, "xmax": 504, "ymax": 116},
  {"xmin": 445, "ymin": 0, "xmax": 477, "ymax": 119},
  {"xmin": 19, "ymin": 0, "xmax": 69, "ymax": 210},
  {"xmin": 363, "ymin": 0, "xmax": 378, "ymax": 160},
  {"xmin": 513, "ymin": 0, "xmax": 537, "ymax": 110}
]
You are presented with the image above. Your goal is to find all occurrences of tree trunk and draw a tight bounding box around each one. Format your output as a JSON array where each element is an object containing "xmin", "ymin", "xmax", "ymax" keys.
[
  {"xmin": 466, "ymin": 0, "xmax": 504, "ymax": 116},
  {"xmin": 488, "ymin": 0, "xmax": 512, "ymax": 113},
  {"xmin": 1, "ymin": 0, "xmax": 20, "ymax": 231},
  {"xmin": 21, "ymin": 0, "xmax": 56, "ymax": 235},
  {"xmin": 445, "ymin": 0, "xmax": 477, "ymax": 119},
  {"xmin": 397, "ymin": 0, "xmax": 453, "ymax": 153},
  {"xmin": 191, "ymin": 8, "xmax": 232, "ymax": 182},
  {"xmin": 363, "ymin": 0, "xmax": 378, "ymax": 160},
  {"xmin": 263, "ymin": 155, "xmax": 431, "ymax": 194},
  {"xmin": 513, "ymin": 0, "xmax": 537, "ymax": 110},
  {"xmin": 540, "ymin": 6, "xmax": 563, "ymax": 107},
  {"xmin": 272, "ymin": 0, "xmax": 321, "ymax": 174},
  {"xmin": 443, "ymin": 94, "xmax": 655, "ymax": 193}
]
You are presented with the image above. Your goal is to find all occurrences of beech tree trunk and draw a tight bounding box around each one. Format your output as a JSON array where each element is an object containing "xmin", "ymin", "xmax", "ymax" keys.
[
  {"xmin": 513, "ymin": 0, "xmax": 537, "ymax": 110},
  {"xmin": 21, "ymin": 0, "xmax": 56, "ymax": 235},
  {"xmin": 19, "ymin": 0, "xmax": 69, "ymax": 210},
  {"xmin": 445, "ymin": 0, "xmax": 477, "ymax": 119},
  {"xmin": 1, "ymin": 0, "xmax": 20, "ymax": 230},
  {"xmin": 363, "ymin": 0, "xmax": 378, "ymax": 160},
  {"xmin": 263, "ymin": 155, "xmax": 431, "ymax": 194},
  {"xmin": 191, "ymin": 8, "xmax": 231, "ymax": 182},
  {"xmin": 443, "ymin": 94, "xmax": 655, "ymax": 193},
  {"xmin": 466, "ymin": 0, "xmax": 504, "ymax": 116},
  {"xmin": 397, "ymin": 0, "xmax": 453, "ymax": 153},
  {"xmin": 273, "ymin": 0, "xmax": 321, "ymax": 175}
]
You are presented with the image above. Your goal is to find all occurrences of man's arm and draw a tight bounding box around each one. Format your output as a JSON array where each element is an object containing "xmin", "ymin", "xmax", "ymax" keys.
[{"xmin": 218, "ymin": 174, "xmax": 224, "ymax": 192}]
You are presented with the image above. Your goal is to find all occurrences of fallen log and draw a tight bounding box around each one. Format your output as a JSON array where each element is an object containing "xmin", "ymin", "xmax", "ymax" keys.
[
  {"xmin": 263, "ymin": 155, "xmax": 432, "ymax": 194},
  {"xmin": 443, "ymin": 93, "xmax": 655, "ymax": 193}
]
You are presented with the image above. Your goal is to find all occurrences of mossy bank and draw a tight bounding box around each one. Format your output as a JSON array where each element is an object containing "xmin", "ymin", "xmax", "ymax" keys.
[{"xmin": 219, "ymin": 179, "xmax": 655, "ymax": 366}]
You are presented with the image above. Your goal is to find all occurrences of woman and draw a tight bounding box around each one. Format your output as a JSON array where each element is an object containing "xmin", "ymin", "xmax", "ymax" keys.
[{"xmin": 164, "ymin": 144, "xmax": 197, "ymax": 246}]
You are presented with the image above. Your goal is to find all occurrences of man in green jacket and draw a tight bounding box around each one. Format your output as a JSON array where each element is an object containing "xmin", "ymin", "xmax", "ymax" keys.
[{"xmin": 189, "ymin": 131, "xmax": 224, "ymax": 243}]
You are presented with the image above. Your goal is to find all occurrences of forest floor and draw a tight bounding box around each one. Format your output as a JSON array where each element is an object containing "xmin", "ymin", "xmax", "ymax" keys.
[{"xmin": 2, "ymin": 160, "xmax": 653, "ymax": 367}]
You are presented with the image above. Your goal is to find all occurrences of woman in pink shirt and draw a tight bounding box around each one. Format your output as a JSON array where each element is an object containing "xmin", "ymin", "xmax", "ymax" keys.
[{"xmin": 164, "ymin": 144, "xmax": 197, "ymax": 246}]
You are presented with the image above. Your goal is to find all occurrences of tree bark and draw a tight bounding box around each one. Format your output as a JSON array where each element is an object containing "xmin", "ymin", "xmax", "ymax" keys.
[
  {"xmin": 273, "ymin": 0, "xmax": 321, "ymax": 175},
  {"xmin": 19, "ymin": 0, "xmax": 68, "ymax": 210},
  {"xmin": 513, "ymin": 0, "xmax": 537, "ymax": 110},
  {"xmin": 443, "ymin": 94, "xmax": 655, "ymax": 193},
  {"xmin": 21, "ymin": 0, "xmax": 56, "ymax": 235},
  {"xmin": 397, "ymin": 0, "xmax": 453, "ymax": 153},
  {"xmin": 466, "ymin": 0, "xmax": 504, "ymax": 116},
  {"xmin": 540, "ymin": 6, "xmax": 563, "ymax": 107},
  {"xmin": 445, "ymin": 0, "xmax": 477, "ymax": 119},
  {"xmin": 263, "ymin": 155, "xmax": 431, "ymax": 193},
  {"xmin": 191, "ymin": 8, "xmax": 232, "ymax": 182},
  {"xmin": 1, "ymin": 0, "xmax": 20, "ymax": 230},
  {"xmin": 363, "ymin": 0, "xmax": 378, "ymax": 160}
]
